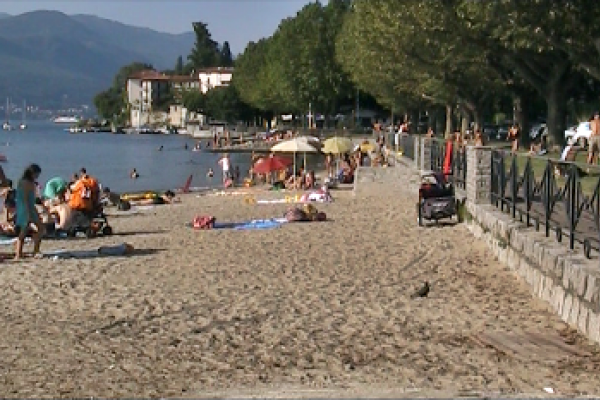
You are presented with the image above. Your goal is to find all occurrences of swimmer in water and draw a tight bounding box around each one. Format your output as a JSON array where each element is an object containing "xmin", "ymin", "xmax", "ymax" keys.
[
  {"xmin": 158, "ymin": 145, "xmax": 164, "ymax": 151},
  {"xmin": 184, "ymin": 143, "xmax": 188, "ymax": 150},
  {"xmin": 207, "ymin": 168, "xmax": 214, "ymax": 178},
  {"xmin": 130, "ymin": 168, "xmax": 139, "ymax": 179}
]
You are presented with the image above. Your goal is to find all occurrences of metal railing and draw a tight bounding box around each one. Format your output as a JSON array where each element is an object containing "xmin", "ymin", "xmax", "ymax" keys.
[
  {"xmin": 399, "ymin": 134, "xmax": 415, "ymax": 160},
  {"xmin": 491, "ymin": 149, "xmax": 600, "ymax": 259},
  {"xmin": 429, "ymin": 138, "xmax": 467, "ymax": 191}
]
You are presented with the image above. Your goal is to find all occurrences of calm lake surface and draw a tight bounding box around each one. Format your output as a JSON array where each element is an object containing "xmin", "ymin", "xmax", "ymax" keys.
[{"xmin": 0, "ymin": 121, "xmax": 312, "ymax": 193}]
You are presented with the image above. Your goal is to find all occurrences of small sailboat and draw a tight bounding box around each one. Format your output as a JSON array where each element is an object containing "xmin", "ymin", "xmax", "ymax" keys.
[
  {"xmin": 19, "ymin": 100, "xmax": 27, "ymax": 130},
  {"xmin": 2, "ymin": 98, "xmax": 12, "ymax": 131}
]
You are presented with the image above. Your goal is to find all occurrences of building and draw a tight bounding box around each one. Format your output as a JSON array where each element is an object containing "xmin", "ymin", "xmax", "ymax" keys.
[
  {"xmin": 197, "ymin": 67, "xmax": 234, "ymax": 94},
  {"xmin": 126, "ymin": 67, "xmax": 234, "ymax": 128},
  {"xmin": 127, "ymin": 70, "xmax": 199, "ymax": 128}
]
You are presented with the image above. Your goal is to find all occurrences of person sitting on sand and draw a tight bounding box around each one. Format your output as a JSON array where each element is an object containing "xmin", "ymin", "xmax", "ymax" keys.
[
  {"xmin": 100, "ymin": 187, "xmax": 122, "ymax": 207},
  {"xmin": 0, "ymin": 193, "xmax": 16, "ymax": 235},
  {"xmin": 303, "ymin": 170, "xmax": 316, "ymax": 190}
]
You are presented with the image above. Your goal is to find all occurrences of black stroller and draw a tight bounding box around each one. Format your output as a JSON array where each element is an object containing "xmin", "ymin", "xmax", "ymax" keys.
[
  {"xmin": 64, "ymin": 206, "xmax": 113, "ymax": 238},
  {"xmin": 417, "ymin": 171, "xmax": 462, "ymax": 226}
]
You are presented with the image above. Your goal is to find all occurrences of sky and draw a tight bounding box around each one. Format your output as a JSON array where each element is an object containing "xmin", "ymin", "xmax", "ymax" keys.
[{"xmin": 1, "ymin": 0, "xmax": 316, "ymax": 53}]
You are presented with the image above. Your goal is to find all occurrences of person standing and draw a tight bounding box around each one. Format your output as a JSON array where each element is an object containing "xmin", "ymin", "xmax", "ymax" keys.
[
  {"xmin": 15, "ymin": 164, "xmax": 43, "ymax": 260},
  {"xmin": 507, "ymin": 123, "xmax": 520, "ymax": 154},
  {"xmin": 588, "ymin": 112, "xmax": 600, "ymax": 165},
  {"xmin": 218, "ymin": 154, "xmax": 231, "ymax": 183}
]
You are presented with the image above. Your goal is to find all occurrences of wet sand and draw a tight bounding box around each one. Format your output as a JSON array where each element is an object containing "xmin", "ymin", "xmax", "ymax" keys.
[{"xmin": 0, "ymin": 171, "xmax": 599, "ymax": 397}]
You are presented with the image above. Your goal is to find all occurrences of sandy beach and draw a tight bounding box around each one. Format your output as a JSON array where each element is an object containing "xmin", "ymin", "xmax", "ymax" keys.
[{"xmin": 1, "ymin": 169, "xmax": 600, "ymax": 397}]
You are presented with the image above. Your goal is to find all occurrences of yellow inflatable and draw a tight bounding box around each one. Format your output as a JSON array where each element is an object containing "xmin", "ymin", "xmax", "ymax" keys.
[{"xmin": 120, "ymin": 192, "xmax": 158, "ymax": 202}]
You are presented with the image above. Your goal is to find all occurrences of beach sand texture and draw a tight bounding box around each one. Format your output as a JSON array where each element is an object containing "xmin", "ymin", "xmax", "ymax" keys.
[{"xmin": 0, "ymin": 171, "xmax": 600, "ymax": 397}]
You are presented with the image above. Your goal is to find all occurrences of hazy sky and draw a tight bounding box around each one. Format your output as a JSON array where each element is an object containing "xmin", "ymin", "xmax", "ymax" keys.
[{"xmin": 1, "ymin": 0, "xmax": 315, "ymax": 53}]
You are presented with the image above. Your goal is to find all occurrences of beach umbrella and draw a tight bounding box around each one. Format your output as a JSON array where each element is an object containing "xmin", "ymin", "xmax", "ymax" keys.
[
  {"xmin": 252, "ymin": 155, "xmax": 292, "ymax": 175},
  {"xmin": 360, "ymin": 141, "xmax": 375, "ymax": 153},
  {"xmin": 271, "ymin": 137, "xmax": 318, "ymax": 173},
  {"xmin": 322, "ymin": 136, "xmax": 353, "ymax": 154}
]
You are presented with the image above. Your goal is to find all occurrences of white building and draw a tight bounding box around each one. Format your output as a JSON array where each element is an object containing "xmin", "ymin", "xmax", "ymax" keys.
[{"xmin": 197, "ymin": 67, "xmax": 234, "ymax": 94}]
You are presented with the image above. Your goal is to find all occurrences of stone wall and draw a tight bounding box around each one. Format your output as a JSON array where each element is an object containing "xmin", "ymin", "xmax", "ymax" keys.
[{"xmin": 402, "ymin": 137, "xmax": 600, "ymax": 345}]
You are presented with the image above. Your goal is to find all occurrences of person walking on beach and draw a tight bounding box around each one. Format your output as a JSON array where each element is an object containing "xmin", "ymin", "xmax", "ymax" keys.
[
  {"xmin": 588, "ymin": 112, "xmax": 600, "ymax": 165},
  {"xmin": 15, "ymin": 163, "xmax": 43, "ymax": 260},
  {"xmin": 218, "ymin": 154, "xmax": 231, "ymax": 183}
]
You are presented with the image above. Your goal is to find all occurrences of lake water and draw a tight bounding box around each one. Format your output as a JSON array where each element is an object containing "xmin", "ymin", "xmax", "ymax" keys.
[{"xmin": 0, "ymin": 121, "xmax": 321, "ymax": 193}]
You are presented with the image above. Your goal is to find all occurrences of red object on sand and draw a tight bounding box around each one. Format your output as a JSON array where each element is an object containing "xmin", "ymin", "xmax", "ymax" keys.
[{"xmin": 252, "ymin": 155, "xmax": 292, "ymax": 174}]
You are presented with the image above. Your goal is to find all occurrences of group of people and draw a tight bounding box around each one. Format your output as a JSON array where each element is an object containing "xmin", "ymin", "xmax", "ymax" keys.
[{"xmin": 0, "ymin": 165, "xmax": 102, "ymax": 259}]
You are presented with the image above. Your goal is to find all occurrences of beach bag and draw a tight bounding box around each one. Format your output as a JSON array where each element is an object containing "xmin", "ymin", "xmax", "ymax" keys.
[
  {"xmin": 284, "ymin": 207, "xmax": 307, "ymax": 222},
  {"xmin": 193, "ymin": 215, "xmax": 216, "ymax": 230}
]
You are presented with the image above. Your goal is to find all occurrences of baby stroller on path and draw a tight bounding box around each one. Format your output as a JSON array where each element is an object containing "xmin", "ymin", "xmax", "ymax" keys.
[{"xmin": 417, "ymin": 171, "xmax": 463, "ymax": 226}]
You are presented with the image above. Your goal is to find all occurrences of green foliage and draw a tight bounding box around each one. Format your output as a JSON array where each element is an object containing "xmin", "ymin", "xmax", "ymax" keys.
[
  {"xmin": 219, "ymin": 42, "xmax": 234, "ymax": 67},
  {"xmin": 204, "ymin": 85, "xmax": 253, "ymax": 122},
  {"xmin": 94, "ymin": 62, "xmax": 152, "ymax": 121},
  {"xmin": 182, "ymin": 89, "xmax": 205, "ymax": 113},
  {"xmin": 187, "ymin": 22, "xmax": 220, "ymax": 69},
  {"xmin": 233, "ymin": 0, "xmax": 355, "ymax": 116},
  {"xmin": 175, "ymin": 56, "xmax": 184, "ymax": 74}
]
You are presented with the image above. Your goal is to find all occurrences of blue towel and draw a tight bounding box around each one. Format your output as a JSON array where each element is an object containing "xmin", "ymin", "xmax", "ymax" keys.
[{"xmin": 214, "ymin": 218, "xmax": 285, "ymax": 231}]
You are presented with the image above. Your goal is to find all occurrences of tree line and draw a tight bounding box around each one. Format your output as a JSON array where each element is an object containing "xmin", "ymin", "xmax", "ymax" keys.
[
  {"xmin": 96, "ymin": 0, "xmax": 600, "ymax": 144},
  {"xmin": 234, "ymin": 0, "xmax": 600, "ymax": 144}
]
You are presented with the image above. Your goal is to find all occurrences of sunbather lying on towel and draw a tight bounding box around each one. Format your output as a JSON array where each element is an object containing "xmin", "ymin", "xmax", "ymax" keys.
[{"xmin": 299, "ymin": 185, "xmax": 333, "ymax": 203}]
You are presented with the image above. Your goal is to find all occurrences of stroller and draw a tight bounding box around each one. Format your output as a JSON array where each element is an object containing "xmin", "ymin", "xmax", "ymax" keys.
[
  {"xmin": 417, "ymin": 171, "xmax": 462, "ymax": 226},
  {"xmin": 65, "ymin": 205, "xmax": 113, "ymax": 238},
  {"xmin": 63, "ymin": 177, "xmax": 113, "ymax": 238}
]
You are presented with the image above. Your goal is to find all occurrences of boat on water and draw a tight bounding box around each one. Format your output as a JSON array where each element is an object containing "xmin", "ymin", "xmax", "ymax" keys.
[
  {"xmin": 19, "ymin": 100, "xmax": 27, "ymax": 130},
  {"xmin": 3, "ymin": 98, "xmax": 12, "ymax": 131},
  {"xmin": 53, "ymin": 116, "xmax": 80, "ymax": 124}
]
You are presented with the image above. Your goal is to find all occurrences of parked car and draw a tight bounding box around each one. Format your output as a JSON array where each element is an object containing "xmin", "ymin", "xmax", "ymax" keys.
[
  {"xmin": 529, "ymin": 123, "xmax": 547, "ymax": 140},
  {"xmin": 564, "ymin": 121, "xmax": 592, "ymax": 146}
]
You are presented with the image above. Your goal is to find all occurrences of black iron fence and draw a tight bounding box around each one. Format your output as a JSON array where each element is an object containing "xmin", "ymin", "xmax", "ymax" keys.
[
  {"xmin": 491, "ymin": 149, "xmax": 600, "ymax": 258},
  {"xmin": 399, "ymin": 134, "xmax": 415, "ymax": 160},
  {"xmin": 429, "ymin": 138, "xmax": 467, "ymax": 191}
]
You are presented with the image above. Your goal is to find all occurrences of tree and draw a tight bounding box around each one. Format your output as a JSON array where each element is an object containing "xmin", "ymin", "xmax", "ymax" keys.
[
  {"xmin": 182, "ymin": 90, "xmax": 205, "ymax": 114},
  {"xmin": 187, "ymin": 22, "xmax": 220, "ymax": 69},
  {"xmin": 220, "ymin": 41, "xmax": 233, "ymax": 67},
  {"xmin": 204, "ymin": 85, "xmax": 253, "ymax": 123},
  {"xmin": 175, "ymin": 56, "xmax": 184, "ymax": 75}
]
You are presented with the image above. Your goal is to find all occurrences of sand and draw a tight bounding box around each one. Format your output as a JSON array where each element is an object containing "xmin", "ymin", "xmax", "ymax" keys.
[{"xmin": 0, "ymin": 170, "xmax": 600, "ymax": 397}]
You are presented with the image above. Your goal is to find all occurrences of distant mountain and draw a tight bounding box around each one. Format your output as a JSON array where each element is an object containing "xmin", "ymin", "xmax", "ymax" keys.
[{"xmin": 0, "ymin": 10, "xmax": 194, "ymax": 109}]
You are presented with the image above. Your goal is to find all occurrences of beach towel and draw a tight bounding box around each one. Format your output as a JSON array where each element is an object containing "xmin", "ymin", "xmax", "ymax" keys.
[
  {"xmin": 44, "ymin": 243, "xmax": 134, "ymax": 259},
  {"xmin": 188, "ymin": 218, "xmax": 287, "ymax": 231},
  {"xmin": 0, "ymin": 236, "xmax": 31, "ymax": 245}
]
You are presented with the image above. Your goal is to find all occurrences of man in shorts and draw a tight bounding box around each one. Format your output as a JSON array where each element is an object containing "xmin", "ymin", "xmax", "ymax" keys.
[{"xmin": 588, "ymin": 112, "xmax": 600, "ymax": 165}]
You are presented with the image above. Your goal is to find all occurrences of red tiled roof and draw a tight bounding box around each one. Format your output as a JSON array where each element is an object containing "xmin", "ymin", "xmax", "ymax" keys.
[
  {"xmin": 196, "ymin": 67, "xmax": 234, "ymax": 74},
  {"xmin": 128, "ymin": 70, "xmax": 199, "ymax": 82}
]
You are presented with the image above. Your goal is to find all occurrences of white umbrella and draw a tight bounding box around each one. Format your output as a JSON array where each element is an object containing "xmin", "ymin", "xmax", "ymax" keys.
[{"xmin": 271, "ymin": 138, "xmax": 318, "ymax": 177}]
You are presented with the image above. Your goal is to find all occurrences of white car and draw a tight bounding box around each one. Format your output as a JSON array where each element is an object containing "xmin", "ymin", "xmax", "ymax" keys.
[{"xmin": 565, "ymin": 122, "xmax": 592, "ymax": 146}]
